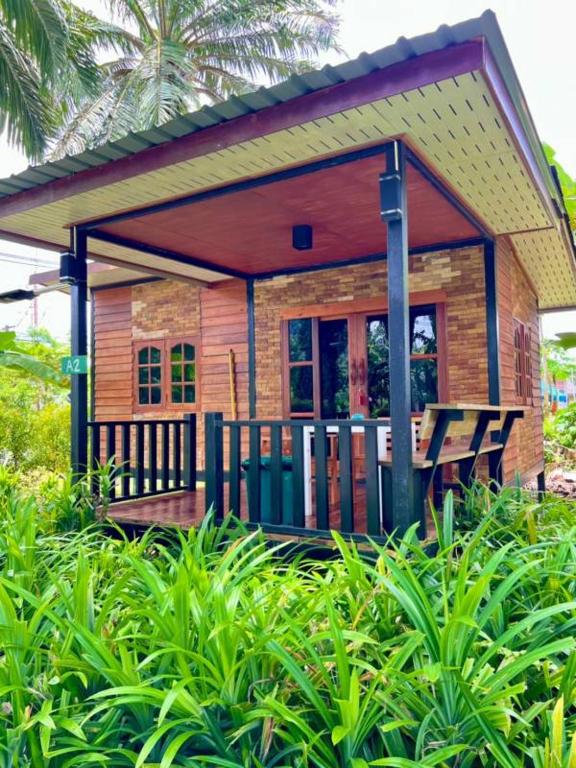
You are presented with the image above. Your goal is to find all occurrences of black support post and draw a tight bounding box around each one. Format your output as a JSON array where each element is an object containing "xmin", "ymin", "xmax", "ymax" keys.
[
  {"xmin": 380, "ymin": 140, "xmax": 414, "ymax": 535},
  {"xmin": 484, "ymin": 239, "xmax": 500, "ymax": 406},
  {"xmin": 66, "ymin": 227, "xmax": 88, "ymax": 479}
]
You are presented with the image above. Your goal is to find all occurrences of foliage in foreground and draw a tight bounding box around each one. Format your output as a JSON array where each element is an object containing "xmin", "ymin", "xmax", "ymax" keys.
[
  {"xmin": 0, "ymin": 329, "xmax": 69, "ymax": 475},
  {"xmin": 0, "ymin": 483, "xmax": 576, "ymax": 766}
]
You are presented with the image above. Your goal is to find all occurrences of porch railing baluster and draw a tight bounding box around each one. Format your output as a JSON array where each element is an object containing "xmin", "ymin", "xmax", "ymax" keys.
[
  {"xmin": 269, "ymin": 425, "xmax": 283, "ymax": 525},
  {"xmin": 161, "ymin": 422, "xmax": 170, "ymax": 490},
  {"xmin": 365, "ymin": 425, "xmax": 381, "ymax": 537},
  {"xmin": 338, "ymin": 426, "xmax": 354, "ymax": 533},
  {"xmin": 290, "ymin": 424, "xmax": 305, "ymax": 529},
  {"xmin": 247, "ymin": 424, "xmax": 261, "ymax": 523},
  {"xmin": 173, "ymin": 422, "xmax": 181, "ymax": 488},
  {"xmin": 135, "ymin": 422, "xmax": 145, "ymax": 496},
  {"xmin": 90, "ymin": 423, "xmax": 101, "ymax": 497},
  {"xmin": 183, "ymin": 414, "xmax": 196, "ymax": 491},
  {"xmin": 314, "ymin": 425, "xmax": 329, "ymax": 530},
  {"xmin": 148, "ymin": 422, "xmax": 158, "ymax": 493},
  {"xmin": 228, "ymin": 424, "xmax": 241, "ymax": 517},
  {"xmin": 121, "ymin": 423, "xmax": 131, "ymax": 498},
  {"xmin": 106, "ymin": 424, "xmax": 116, "ymax": 501}
]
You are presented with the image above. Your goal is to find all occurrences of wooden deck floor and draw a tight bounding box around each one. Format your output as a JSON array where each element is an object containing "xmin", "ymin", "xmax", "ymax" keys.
[{"xmin": 107, "ymin": 482, "xmax": 374, "ymax": 536}]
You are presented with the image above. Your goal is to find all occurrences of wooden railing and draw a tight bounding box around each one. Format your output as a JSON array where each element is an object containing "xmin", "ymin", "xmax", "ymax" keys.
[
  {"xmin": 88, "ymin": 415, "xmax": 196, "ymax": 502},
  {"xmin": 204, "ymin": 413, "xmax": 387, "ymax": 538}
]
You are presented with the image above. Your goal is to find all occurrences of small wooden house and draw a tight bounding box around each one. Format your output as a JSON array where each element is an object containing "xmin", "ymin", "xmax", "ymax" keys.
[{"xmin": 1, "ymin": 11, "xmax": 574, "ymax": 540}]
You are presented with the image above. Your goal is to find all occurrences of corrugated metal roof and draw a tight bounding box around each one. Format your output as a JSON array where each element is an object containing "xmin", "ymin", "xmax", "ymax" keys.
[
  {"xmin": 0, "ymin": 7, "xmax": 568, "ymax": 232},
  {"xmin": 1, "ymin": 9, "xmax": 560, "ymax": 208}
]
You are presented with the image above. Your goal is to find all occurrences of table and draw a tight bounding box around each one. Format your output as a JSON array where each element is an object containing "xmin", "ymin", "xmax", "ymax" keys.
[{"xmin": 302, "ymin": 422, "xmax": 419, "ymax": 518}]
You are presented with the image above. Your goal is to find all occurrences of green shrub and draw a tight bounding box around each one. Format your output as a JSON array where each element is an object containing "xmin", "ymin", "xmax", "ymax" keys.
[
  {"xmin": 0, "ymin": 486, "xmax": 575, "ymax": 766},
  {"xmin": 545, "ymin": 403, "xmax": 576, "ymax": 450}
]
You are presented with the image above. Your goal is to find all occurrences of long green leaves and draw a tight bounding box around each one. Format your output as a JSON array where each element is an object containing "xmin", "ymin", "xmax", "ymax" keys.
[
  {"xmin": 49, "ymin": 0, "xmax": 341, "ymax": 158},
  {"xmin": 0, "ymin": 484, "xmax": 575, "ymax": 765}
]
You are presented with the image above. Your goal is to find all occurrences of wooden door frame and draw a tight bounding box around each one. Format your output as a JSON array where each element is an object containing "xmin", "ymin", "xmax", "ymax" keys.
[{"xmin": 280, "ymin": 291, "xmax": 449, "ymax": 418}]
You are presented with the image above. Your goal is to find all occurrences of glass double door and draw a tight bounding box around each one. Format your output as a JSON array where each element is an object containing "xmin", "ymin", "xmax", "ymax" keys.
[{"xmin": 311, "ymin": 306, "xmax": 439, "ymax": 419}]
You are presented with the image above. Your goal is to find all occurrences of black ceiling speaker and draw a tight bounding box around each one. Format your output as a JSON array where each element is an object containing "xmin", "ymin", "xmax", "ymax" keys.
[{"xmin": 292, "ymin": 224, "xmax": 313, "ymax": 250}]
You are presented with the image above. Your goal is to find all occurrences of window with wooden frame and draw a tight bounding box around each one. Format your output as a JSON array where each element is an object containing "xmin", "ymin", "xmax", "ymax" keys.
[
  {"xmin": 513, "ymin": 319, "xmax": 533, "ymax": 404},
  {"xmin": 282, "ymin": 318, "xmax": 319, "ymax": 418},
  {"xmin": 281, "ymin": 303, "xmax": 446, "ymax": 419},
  {"xmin": 134, "ymin": 337, "xmax": 199, "ymax": 409}
]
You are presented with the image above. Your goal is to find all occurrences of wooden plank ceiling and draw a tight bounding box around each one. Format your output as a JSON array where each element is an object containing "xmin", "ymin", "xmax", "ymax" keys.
[{"xmin": 100, "ymin": 157, "xmax": 480, "ymax": 274}]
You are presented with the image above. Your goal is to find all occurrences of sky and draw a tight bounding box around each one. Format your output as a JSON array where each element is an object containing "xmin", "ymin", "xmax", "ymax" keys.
[{"xmin": 0, "ymin": 0, "xmax": 575, "ymax": 341}]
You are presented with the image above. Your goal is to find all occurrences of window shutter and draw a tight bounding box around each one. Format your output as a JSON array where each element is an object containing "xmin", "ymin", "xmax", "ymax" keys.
[
  {"xmin": 513, "ymin": 320, "xmax": 524, "ymax": 400},
  {"xmin": 524, "ymin": 327, "xmax": 533, "ymax": 405}
]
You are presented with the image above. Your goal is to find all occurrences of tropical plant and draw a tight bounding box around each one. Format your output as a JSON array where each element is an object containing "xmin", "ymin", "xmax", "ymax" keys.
[
  {"xmin": 541, "ymin": 337, "xmax": 576, "ymax": 415},
  {"xmin": 544, "ymin": 144, "xmax": 576, "ymax": 233},
  {"xmin": 0, "ymin": 482, "xmax": 576, "ymax": 766},
  {"xmin": 0, "ymin": 329, "xmax": 69, "ymax": 473},
  {"xmin": 50, "ymin": 0, "xmax": 341, "ymax": 158},
  {"xmin": 0, "ymin": 329, "xmax": 66, "ymax": 384},
  {"xmin": 0, "ymin": 0, "xmax": 107, "ymax": 158}
]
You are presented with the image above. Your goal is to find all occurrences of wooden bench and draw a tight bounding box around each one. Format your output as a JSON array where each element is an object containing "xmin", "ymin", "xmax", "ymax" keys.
[{"xmin": 379, "ymin": 403, "xmax": 524, "ymax": 532}]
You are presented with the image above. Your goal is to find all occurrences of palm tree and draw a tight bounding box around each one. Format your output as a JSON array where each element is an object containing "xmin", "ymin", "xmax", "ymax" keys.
[
  {"xmin": 0, "ymin": 0, "xmax": 62, "ymax": 158},
  {"xmin": 50, "ymin": 0, "xmax": 341, "ymax": 158},
  {"xmin": 0, "ymin": 0, "xmax": 107, "ymax": 160}
]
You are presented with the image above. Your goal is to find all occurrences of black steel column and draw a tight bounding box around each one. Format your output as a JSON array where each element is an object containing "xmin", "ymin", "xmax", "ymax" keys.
[
  {"xmin": 484, "ymin": 239, "xmax": 503, "ymax": 484},
  {"xmin": 69, "ymin": 227, "xmax": 88, "ymax": 478},
  {"xmin": 380, "ymin": 140, "xmax": 414, "ymax": 535},
  {"xmin": 247, "ymin": 279, "xmax": 257, "ymax": 419},
  {"xmin": 484, "ymin": 239, "xmax": 500, "ymax": 405}
]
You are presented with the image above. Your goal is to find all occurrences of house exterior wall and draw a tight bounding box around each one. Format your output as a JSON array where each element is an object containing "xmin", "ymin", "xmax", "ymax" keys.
[
  {"xmin": 253, "ymin": 245, "xmax": 489, "ymax": 417},
  {"xmin": 93, "ymin": 278, "xmax": 250, "ymax": 466},
  {"xmin": 92, "ymin": 240, "xmax": 544, "ymax": 482},
  {"xmin": 496, "ymin": 237, "xmax": 544, "ymax": 483}
]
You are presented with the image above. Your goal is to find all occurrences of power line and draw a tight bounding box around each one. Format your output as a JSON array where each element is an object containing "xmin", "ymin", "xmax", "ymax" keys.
[{"xmin": 0, "ymin": 251, "xmax": 56, "ymax": 269}]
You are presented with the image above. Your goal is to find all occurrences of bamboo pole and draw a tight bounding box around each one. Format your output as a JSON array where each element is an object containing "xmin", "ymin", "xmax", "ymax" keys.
[{"xmin": 228, "ymin": 348, "xmax": 238, "ymax": 420}]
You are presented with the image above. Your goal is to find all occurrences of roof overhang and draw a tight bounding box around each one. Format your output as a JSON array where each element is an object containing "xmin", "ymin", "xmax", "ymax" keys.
[{"xmin": 0, "ymin": 10, "xmax": 573, "ymax": 308}]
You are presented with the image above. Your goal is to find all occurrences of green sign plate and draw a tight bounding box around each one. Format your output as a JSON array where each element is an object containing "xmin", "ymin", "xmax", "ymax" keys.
[{"xmin": 60, "ymin": 355, "xmax": 89, "ymax": 375}]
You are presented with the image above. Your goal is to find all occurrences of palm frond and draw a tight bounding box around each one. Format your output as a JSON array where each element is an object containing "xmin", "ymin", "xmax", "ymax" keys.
[
  {"xmin": 0, "ymin": 21, "xmax": 52, "ymax": 158},
  {"xmin": 53, "ymin": 0, "xmax": 341, "ymax": 154}
]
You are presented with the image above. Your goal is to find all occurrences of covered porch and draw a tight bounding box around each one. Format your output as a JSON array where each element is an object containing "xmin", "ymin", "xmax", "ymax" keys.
[
  {"xmin": 0, "ymin": 12, "xmax": 572, "ymax": 539},
  {"xmin": 72, "ymin": 133, "xmax": 502, "ymax": 539}
]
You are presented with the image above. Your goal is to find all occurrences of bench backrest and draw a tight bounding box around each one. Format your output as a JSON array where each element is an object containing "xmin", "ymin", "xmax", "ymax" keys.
[
  {"xmin": 418, "ymin": 403, "xmax": 521, "ymax": 459},
  {"xmin": 420, "ymin": 407, "xmax": 500, "ymax": 443}
]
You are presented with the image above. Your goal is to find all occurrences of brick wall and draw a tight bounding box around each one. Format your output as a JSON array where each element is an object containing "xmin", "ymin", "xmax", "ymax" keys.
[
  {"xmin": 496, "ymin": 237, "xmax": 543, "ymax": 483},
  {"xmin": 253, "ymin": 246, "xmax": 489, "ymax": 418},
  {"xmin": 132, "ymin": 280, "xmax": 201, "ymax": 340},
  {"xmin": 93, "ymin": 240, "xmax": 543, "ymax": 483}
]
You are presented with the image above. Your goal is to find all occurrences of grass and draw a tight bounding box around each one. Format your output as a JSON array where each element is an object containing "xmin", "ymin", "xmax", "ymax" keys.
[{"xmin": 0, "ymin": 476, "xmax": 575, "ymax": 766}]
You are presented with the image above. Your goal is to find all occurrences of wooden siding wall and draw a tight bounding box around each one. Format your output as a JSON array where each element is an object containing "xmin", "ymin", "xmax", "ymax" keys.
[
  {"xmin": 496, "ymin": 236, "xmax": 543, "ymax": 483},
  {"xmin": 93, "ymin": 279, "xmax": 249, "ymax": 467},
  {"xmin": 93, "ymin": 287, "xmax": 133, "ymax": 420}
]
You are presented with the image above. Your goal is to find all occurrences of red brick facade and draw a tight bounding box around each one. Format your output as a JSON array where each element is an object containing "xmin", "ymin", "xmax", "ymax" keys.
[
  {"xmin": 93, "ymin": 239, "xmax": 543, "ymax": 482},
  {"xmin": 253, "ymin": 245, "xmax": 489, "ymax": 419},
  {"xmin": 496, "ymin": 238, "xmax": 544, "ymax": 482}
]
